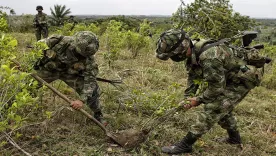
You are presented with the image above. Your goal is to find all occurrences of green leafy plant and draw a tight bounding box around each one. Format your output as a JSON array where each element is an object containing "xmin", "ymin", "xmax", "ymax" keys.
[
  {"xmin": 172, "ymin": 0, "xmax": 256, "ymax": 39},
  {"xmin": 0, "ymin": 11, "xmax": 45, "ymax": 153},
  {"xmin": 102, "ymin": 20, "xmax": 125, "ymax": 64},
  {"xmin": 123, "ymin": 30, "xmax": 151, "ymax": 58}
]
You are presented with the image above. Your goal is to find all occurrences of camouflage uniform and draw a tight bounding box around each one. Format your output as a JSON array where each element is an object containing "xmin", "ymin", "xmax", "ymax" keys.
[
  {"xmin": 34, "ymin": 13, "xmax": 48, "ymax": 41},
  {"xmin": 35, "ymin": 31, "xmax": 101, "ymax": 114},
  {"xmin": 187, "ymin": 44, "xmax": 251, "ymax": 136},
  {"xmin": 156, "ymin": 29, "xmax": 269, "ymax": 154}
]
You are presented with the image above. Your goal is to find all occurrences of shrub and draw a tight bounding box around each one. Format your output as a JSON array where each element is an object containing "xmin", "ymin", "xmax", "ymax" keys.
[
  {"xmin": 102, "ymin": 20, "xmax": 125, "ymax": 63},
  {"xmin": 123, "ymin": 30, "xmax": 151, "ymax": 58}
]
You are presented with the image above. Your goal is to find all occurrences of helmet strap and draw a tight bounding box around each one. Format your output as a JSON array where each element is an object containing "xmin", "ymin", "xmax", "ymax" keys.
[{"xmin": 168, "ymin": 30, "xmax": 187, "ymax": 52}]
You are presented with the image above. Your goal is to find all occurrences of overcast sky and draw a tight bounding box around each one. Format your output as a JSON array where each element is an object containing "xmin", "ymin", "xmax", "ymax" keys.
[{"xmin": 1, "ymin": 0, "xmax": 275, "ymax": 18}]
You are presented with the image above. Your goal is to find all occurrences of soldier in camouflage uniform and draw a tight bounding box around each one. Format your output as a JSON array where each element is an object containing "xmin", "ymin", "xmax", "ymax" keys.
[
  {"xmin": 34, "ymin": 31, "xmax": 105, "ymax": 124},
  {"xmin": 33, "ymin": 6, "xmax": 48, "ymax": 41},
  {"xmin": 155, "ymin": 29, "xmax": 270, "ymax": 154}
]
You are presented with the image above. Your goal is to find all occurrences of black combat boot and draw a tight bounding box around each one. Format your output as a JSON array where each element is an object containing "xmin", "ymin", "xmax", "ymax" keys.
[
  {"xmin": 161, "ymin": 132, "xmax": 198, "ymax": 154},
  {"xmin": 226, "ymin": 129, "xmax": 241, "ymax": 144},
  {"xmin": 94, "ymin": 111, "xmax": 107, "ymax": 126}
]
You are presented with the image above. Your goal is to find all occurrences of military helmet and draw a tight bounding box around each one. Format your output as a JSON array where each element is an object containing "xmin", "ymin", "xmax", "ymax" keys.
[
  {"xmin": 36, "ymin": 5, "xmax": 43, "ymax": 10},
  {"xmin": 73, "ymin": 31, "xmax": 99, "ymax": 57},
  {"xmin": 156, "ymin": 29, "xmax": 190, "ymax": 60}
]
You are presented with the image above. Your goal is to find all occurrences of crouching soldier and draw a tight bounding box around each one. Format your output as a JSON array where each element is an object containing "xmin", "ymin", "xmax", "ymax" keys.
[
  {"xmin": 34, "ymin": 31, "xmax": 106, "ymax": 125},
  {"xmin": 155, "ymin": 29, "xmax": 271, "ymax": 154}
]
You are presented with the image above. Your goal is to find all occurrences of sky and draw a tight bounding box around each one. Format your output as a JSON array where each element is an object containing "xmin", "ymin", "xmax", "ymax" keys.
[{"xmin": 1, "ymin": 0, "xmax": 276, "ymax": 18}]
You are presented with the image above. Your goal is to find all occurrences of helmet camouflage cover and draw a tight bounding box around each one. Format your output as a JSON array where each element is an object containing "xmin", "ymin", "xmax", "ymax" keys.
[
  {"xmin": 36, "ymin": 5, "xmax": 43, "ymax": 10},
  {"xmin": 156, "ymin": 29, "xmax": 190, "ymax": 60},
  {"xmin": 72, "ymin": 31, "xmax": 99, "ymax": 57}
]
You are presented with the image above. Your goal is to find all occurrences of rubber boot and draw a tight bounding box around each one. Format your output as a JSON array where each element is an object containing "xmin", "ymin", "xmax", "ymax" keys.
[
  {"xmin": 94, "ymin": 111, "xmax": 108, "ymax": 126},
  {"xmin": 226, "ymin": 129, "xmax": 241, "ymax": 144},
  {"xmin": 161, "ymin": 132, "xmax": 198, "ymax": 154}
]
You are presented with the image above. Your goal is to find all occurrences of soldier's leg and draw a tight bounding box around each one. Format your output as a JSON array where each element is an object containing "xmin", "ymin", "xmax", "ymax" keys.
[
  {"xmin": 218, "ymin": 112, "xmax": 241, "ymax": 144},
  {"xmin": 218, "ymin": 112, "xmax": 237, "ymax": 131},
  {"xmin": 216, "ymin": 83, "xmax": 250, "ymax": 144},
  {"xmin": 35, "ymin": 28, "xmax": 42, "ymax": 41},
  {"xmin": 162, "ymin": 100, "xmax": 226, "ymax": 154},
  {"xmin": 42, "ymin": 27, "xmax": 48, "ymax": 38}
]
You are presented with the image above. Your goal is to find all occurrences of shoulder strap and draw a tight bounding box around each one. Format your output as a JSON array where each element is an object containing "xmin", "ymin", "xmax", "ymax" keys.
[{"xmin": 199, "ymin": 39, "xmax": 228, "ymax": 53}]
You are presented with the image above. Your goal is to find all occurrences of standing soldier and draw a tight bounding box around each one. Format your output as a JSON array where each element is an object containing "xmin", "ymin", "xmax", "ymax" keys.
[
  {"xmin": 34, "ymin": 31, "xmax": 106, "ymax": 125},
  {"xmin": 155, "ymin": 29, "xmax": 271, "ymax": 154},
  {"xmin": 34, "ymin": 5, "xmax": 48, "ymax": 41}
]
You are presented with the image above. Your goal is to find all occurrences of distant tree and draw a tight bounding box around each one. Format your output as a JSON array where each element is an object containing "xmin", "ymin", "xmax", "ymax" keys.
[
  {"xmin": 50, "ymin": 4, "xmax": 71, "ymax": 26},
  {"xmin": 9, "ymin": 9, "xmax": 15, "ymax": 15},
  {"xmin": 172, "ymin": 0, "xmax": 256, "ymax": 39}
]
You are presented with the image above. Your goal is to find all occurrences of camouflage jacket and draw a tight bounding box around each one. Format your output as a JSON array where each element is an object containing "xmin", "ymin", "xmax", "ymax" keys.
[
  {"xmin": 36, "ymin": 32, "xmax": 99, "ymax": 101},
  {"xmin": 33, "ymin": 13, "xmax": 47, "ymax": 27},
  {"xmin": 185, "ymin": 41, "xmax": 264, "ymax": 104}
]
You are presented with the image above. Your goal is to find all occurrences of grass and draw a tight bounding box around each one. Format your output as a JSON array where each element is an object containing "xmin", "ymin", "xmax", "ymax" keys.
[{"xmin": 1, "ymin": 32, "xmax": 275, "ymax": 156}]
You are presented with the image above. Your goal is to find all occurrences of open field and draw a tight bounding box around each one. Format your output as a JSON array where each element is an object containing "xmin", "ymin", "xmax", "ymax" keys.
[{"xmin": 0, "ymin": 32, "xmax": 275, "ymax": 156}]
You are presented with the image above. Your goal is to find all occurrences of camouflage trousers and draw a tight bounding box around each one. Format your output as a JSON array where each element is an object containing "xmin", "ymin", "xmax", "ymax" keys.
[
  {"xmin": 36, "ymin": 70, "xmax": 101, "ymax": 113},
  {"xmin": 190, "ymin": 83, "xmax": 250, "ymax": 137},
  {"xmin": 35, "ymin": 27, "xmax": 48, "ymax": 41}
]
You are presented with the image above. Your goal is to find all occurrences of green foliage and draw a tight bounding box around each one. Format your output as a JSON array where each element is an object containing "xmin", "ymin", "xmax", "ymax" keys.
[
  {"xmin": 124, "ymin": 83, "xmax": 182, "ymax": 116},
  {"xmin": 8, "ymin": 15, "xmax": 34, "ymax": 33},
  {"xmin": 172, "ymin": 0, "xmax": 256, "ymax": 39},
  {"xmin": 93, "ymin": 15, "xmax": 141, "ymax": 34},
  {"xmin": 0, "ymin": 34, "xmax": 39, "ymax": 134},
  {"xmin": 0, "ymin": 8, "xmax": 8, "ymax": 32},
  {"xmin": 0, "ymin": 17, "xmax": 8, "ymax": 32},
  {"xmin": 102, "ymin": 20, "xmax": 125, "ymax": 62},
  {"xmin": 55, "ymin": 23, "xmax": 100, "ymax": 36},
  {"xmin": 123, "ymin": 30, "xmax": 151, "ymax": 58},
  {"xmin": 0, "ymin": 9, "xmax": 44, "ymax": 136},
  {"xmin": 50, "ymin": 4, "xmax": 71, "ymax": 26},
  {"xmin": 139, "ymin": 19, "xmax": 152, "ymax": 36}
]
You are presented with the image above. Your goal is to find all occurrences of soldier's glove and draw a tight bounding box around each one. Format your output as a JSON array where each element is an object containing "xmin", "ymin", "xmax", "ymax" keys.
[{"xmin": 184, "ymin": 97, "xmax": 200, "ymax": 109}]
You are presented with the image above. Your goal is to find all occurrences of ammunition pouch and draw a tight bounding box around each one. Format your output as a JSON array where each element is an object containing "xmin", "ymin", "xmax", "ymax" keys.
[
  {"xmin": 67, "ymin": 62, "xmax": 85, "ymax": 75},
  {"xmin": 243, "ymin": 46, "xmax": 272, "ymax": 68},
  {"xmin": 237, "ymin": 65, "xmax": 263, "ymax": 89}
]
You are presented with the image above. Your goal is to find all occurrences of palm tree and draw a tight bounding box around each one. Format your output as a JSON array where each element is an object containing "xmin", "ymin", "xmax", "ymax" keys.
[{"xmin": 50, "ymin": 4, "xmax": 71, "ymax": 26}]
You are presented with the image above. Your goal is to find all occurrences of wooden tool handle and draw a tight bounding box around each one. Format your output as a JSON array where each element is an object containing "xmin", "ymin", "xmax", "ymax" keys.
[{"xmin": 30, "ymin": 73, "xmax": 108, "ymax": 133}]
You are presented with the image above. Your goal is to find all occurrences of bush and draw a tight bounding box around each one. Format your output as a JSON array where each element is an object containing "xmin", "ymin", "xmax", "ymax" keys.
[
  {"xmin": 54, "ymin": 23, "xmax": 100, "ymax": 36},
  {"xmin": 8, "ymin": 15, "xmax": 34, "ymax": 33},
  {"xmin": 0, "ymin": 11, "xmax": 45, "ymax": 147},
  {"xmin": 102, "ymin": 20, "xmax": 125, "ymax": 63},
  {"xmin": 172, "ymin": 0, "xmax": 256, "ymax": 39},
  {"xmin": 123, "ymin": 30, "xmax": 151, "ymax": 58}
]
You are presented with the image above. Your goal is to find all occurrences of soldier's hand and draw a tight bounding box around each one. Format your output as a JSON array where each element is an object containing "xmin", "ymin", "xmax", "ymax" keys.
[
  {"xmin": 185, "ymin": 97, "xmax": 200, "ymax": 109},
  {"xmin": 71, "ymin": 100, "xmax": 83, "ymax": 110}
]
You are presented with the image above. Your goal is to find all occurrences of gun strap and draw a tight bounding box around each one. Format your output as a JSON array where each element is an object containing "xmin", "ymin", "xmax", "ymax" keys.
[
  {"xmin": 199, "ymin": 39, "xmax": 228, "ymax": 53},
  {"xmin": 96, "ymin": 77, "xmax": 122, "ymax": 84}
]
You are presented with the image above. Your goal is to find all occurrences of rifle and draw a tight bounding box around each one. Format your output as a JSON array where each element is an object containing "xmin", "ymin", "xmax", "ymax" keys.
[
  {"xmin": 34, "ymin": 14, "xmax": 47, "ymax": 30},
  {"xmin": 34, "ymin": 15, "xmax": 42, "ymax": 29}
]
